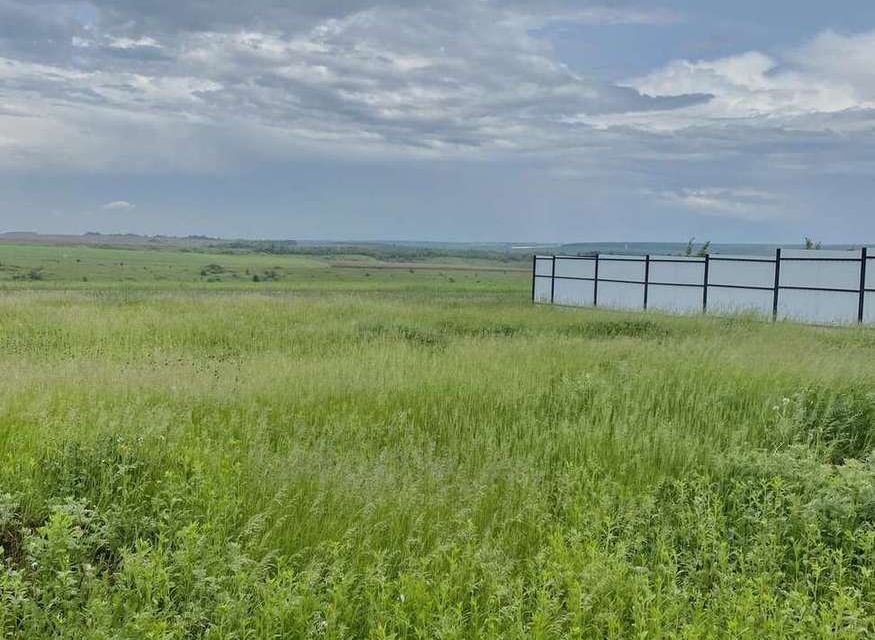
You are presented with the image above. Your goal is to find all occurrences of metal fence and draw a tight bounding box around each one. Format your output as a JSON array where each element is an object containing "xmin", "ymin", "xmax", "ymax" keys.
[{"xmin": 532, "ymin": 247, "xmax": 875, "ymax": 325}]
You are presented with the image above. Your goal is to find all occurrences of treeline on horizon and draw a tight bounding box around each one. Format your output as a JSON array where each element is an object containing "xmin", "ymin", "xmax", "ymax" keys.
[{"xmin": 208, "ymin": 240, "xmax": 532, "ymax": 262}]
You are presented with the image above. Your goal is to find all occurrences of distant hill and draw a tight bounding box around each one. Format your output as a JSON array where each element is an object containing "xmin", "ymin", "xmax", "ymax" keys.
[
  {"xmin": 0, "ymin": 232, "xmax": 222, "ymax": 248},
  {"xmin": 1, "ymin": 233, "xmax": 868, "ymax": 258}
]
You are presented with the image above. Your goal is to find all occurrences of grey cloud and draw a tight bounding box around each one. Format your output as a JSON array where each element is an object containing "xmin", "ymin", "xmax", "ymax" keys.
[
  {"xmin": 84, "ymin": 0, "xmax": 673, "ymax": 33},
  {"xmin": 85, "ymin": 0, "xmax": 381, "ymax": 31},
  {"xmin": 1, "ymin": 0, "xmax": 873, "ymax": 187},
  {"xmin": 655, "ymin": 187, "xmax": 785, "ymax": 221},
  {"xmin": 0, "ymin": 0, "xmax": 709, "ymax": 172},
  {"xmin": 0, "ymin": 1, "xmax": 88, "ymax": 62}
]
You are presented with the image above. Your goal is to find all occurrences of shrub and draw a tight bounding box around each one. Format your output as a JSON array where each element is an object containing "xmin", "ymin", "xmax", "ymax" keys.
[{"xmin": 200, "ymin": 264, "xmax": 225, "ymax": 276}]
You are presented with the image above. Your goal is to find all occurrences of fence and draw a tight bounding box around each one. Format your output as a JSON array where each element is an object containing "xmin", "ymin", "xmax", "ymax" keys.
[{"xmin": 532, "ymin": 247, "xmax": 875, "ymax": 325}]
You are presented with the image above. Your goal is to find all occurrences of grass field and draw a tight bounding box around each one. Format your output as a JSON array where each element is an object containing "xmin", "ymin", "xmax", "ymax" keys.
[
  {"xmin": 0, "ymin": 243, "xmax": 525, "ymax": 294},
  {"xmin": 1, "ymin": 243, "xmax": 874, "ymax": 638}
]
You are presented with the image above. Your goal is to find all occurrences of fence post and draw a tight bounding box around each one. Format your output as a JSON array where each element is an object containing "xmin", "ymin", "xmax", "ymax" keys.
[
  {"xmin": 859, "ymin": 247, "xmax": 868, "ymax": 323},
  {"xmin": 550, "ymin": 255, "xmax": 556, "ymax": 304},
  {"xmin": 531, "ymin": 255, "xmax": 536, "ymax": 303},
  {"xmin": 643, "ymin": 254, "xmax": 650, "ymax": 310},
  {"xmin": 772, "ymin": 248, "xmax": 782, "ymax": 321},
  {"xmin": 702, "ymin": 253, "xmax": 710, "ymax": 314},
  {"xmin": 593, "ymin": 254, "xmax": 600, "ymax": 307}
]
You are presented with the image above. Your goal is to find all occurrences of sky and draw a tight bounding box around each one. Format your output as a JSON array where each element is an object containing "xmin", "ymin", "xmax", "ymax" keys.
[{"xmin": 2, "ymin": 1, "xmax": 875, "ymax": 242}]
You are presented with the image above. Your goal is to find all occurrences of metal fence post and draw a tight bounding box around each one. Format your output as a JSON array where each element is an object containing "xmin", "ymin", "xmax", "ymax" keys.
[
  {"xmin": 772, "ymin": 248, "xmax": 782, "ymax": 321},
  {"xmin": 530, "ymin": 254, "xmax": 536, "ymax": 303},
  {"xmin": 859, "ymin": 247, "xmax": 868, "ymax": 323},
  {"xmin": 593, "ymin": 254, "xmax": 600, "ymax": 307},
  {"xmin": 703, "ymin": 253, "xmax": 710, "ymax": 314},
  {"xmin": 643, "ymin": 254, "xmax": 650, "ymax": 310},
  {"xmin": 550, "ymin": 255, "xmax": 556, "ymax": 304}
]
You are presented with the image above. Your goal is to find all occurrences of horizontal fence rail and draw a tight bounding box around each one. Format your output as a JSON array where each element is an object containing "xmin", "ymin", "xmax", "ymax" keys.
[{"xmin": 533, "ymin": 247, "xmax": 875, "ymax": 325}]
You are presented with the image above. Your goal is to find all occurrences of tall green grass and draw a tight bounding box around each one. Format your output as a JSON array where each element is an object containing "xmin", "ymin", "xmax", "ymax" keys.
[{"xmin": 1, "ymin": 289, "xmax": 874, "ymax": 638}]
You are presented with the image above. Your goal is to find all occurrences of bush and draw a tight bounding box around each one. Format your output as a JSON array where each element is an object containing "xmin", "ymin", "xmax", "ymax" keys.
[
  {"xmin": 200, "ymin": 264, "xmax": 225, "ymax": 276},
  {"xmin": 12, "ymin": 268, "xmax": 45, "ymax": 281}
]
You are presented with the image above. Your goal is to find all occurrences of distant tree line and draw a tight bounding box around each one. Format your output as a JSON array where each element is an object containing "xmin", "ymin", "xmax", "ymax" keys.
[{"xmin": 206, "ymin": 241, "xmax": 531, "ymax": 263}]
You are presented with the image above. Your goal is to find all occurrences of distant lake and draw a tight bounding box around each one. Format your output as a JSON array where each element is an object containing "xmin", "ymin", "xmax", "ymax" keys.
[{"xmin": 553, "ymin": 242, "xmax": 867, "ymax": 257}]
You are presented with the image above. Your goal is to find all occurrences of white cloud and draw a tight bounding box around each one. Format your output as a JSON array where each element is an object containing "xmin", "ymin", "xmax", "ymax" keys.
[
  {"xmin": 578, "ymin": 29, "xmax": 875, "ymax": 132},
  {"xmin": 101, "ymin": 200, "xmax": 136, "ymax": 211},
  {"xmin": 633, "ymin": 51, "xmax": 863, "ymax": 117},
  {"xmin": 785, "ymin": 29, "xmax": 875, "ymax": 101}
]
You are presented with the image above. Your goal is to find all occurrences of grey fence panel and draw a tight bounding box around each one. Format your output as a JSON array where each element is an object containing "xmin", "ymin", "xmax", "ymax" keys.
[
  {"xmin": 597, "ymin": 281, "xmax": 645, "ymax": 310},
  {"xmin": 532, "ymin": 256, "xmax": 553, "ymax": 302},
  {"xmin": 645, "ymin": 256, "xmax": 706, "ymax": 313},
  {"xmin": 649, "ymin": 257, "xmax": 705, "ymax": 286},
  {"xmin": 865, "ymin": 292, "xmax": 875, "ymax": 324},
  {"xmin": 534, "ymin": 257, "xmax": 554, "ymax": 277},
  {"xmin": 865, "ymin": 250, "xmax": 872, "ymax": 323},
  {"xmin": 555, "ymin": 257, "xmax": 595, "ymax": 279},
  {"xmin": 776, "ymin": 249, "xmax": 864, "ymax": 324},
  {"xmin": 779, "ymin": 250, "xmax": 860, "ymax": 290},
  {"xmin": 707, "ymin": 287, "xmax": 774, "ymax": 317},
  {"xmin": 709, "ymin": 257, "xmax": 775, "ymax": 289},
  {"xmin": 533, "ymin": 276, "xmax": 552, "ymax": 302},
  {"xmin": 598, "ymin": 255, "xmax": 646, "ymax": 281},
  {"xmin": 554, "ymin": 278, "xmax": 595, "ymax": 306},
  {"xmin": 648, "ymin": 284, "xmax": 703, "ymax": 313},
  {"xmin": 777, "ymin": 289, "xmax": 859, "ymax": 324}
]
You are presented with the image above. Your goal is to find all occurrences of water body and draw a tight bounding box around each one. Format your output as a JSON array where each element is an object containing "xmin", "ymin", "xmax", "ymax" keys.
[
  {"xmin": 554, "ymin": 242, "xmax": 868, "ymax": 257},
  {"xmin": 326, "ymin": 240, "xmax": 869, "ymax": 257}
]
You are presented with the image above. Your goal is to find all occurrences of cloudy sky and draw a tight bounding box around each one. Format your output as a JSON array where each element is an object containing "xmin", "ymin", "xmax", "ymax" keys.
[{"xmin": 2, "ymin": 1, "xmax": 875, "ymax": 242}]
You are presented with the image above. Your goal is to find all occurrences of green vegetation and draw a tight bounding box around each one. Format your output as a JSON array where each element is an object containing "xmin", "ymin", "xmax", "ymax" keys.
[
  {"xmin": 0, "ymin": 242, "xmax": 873, "ymax": 637},
  {"xmin": 0, "ymin": 243, "xmax": 525, "ymax": 294},
  {"xmin": 684, "ymin": 238, "xmax": 711, "ymax": 257},
  {"xmin": 211, "ymin": 240, "xmax": 532, "ymax": 264}
]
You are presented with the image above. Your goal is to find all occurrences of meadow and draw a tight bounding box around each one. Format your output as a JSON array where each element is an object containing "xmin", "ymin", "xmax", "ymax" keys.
[{"xmin": 0, "ymin": 242, "xmax": 874, "ymax": 638}]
